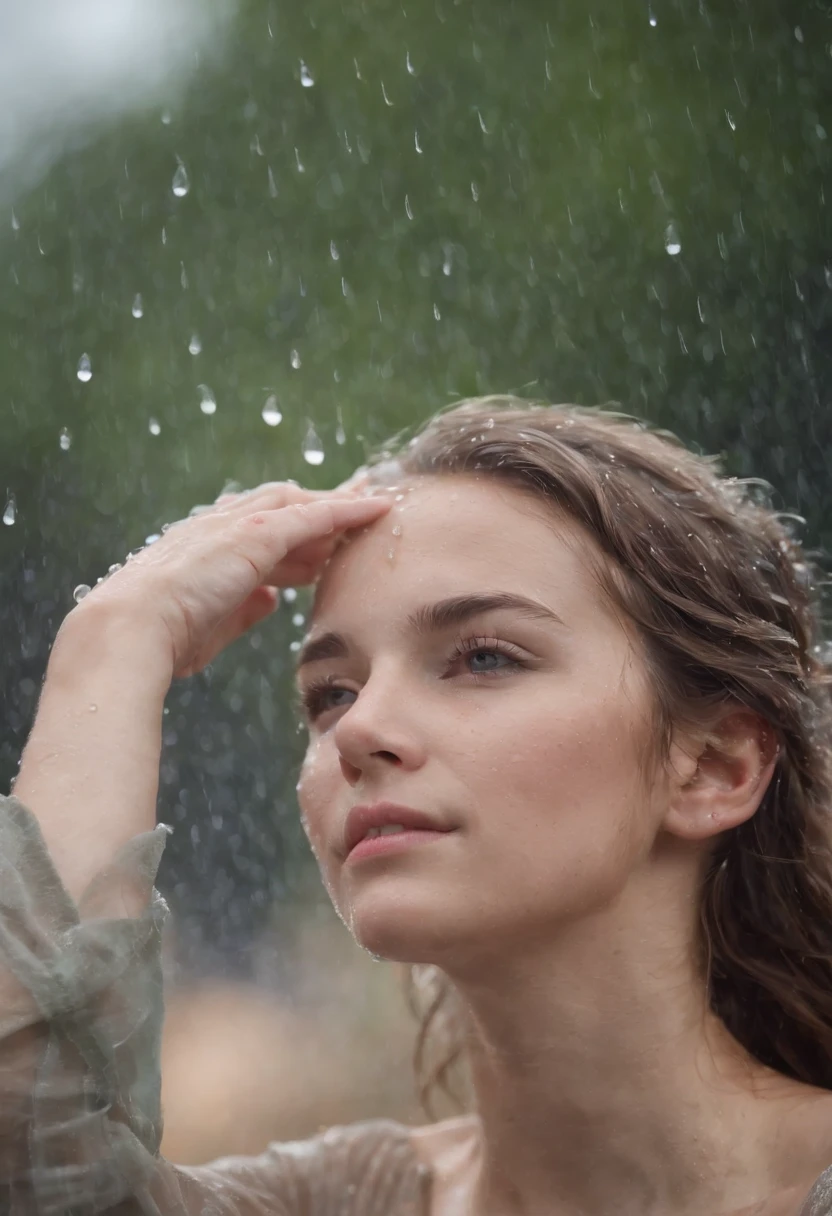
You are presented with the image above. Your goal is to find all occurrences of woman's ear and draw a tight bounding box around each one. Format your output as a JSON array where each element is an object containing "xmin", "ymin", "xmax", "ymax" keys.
[{"xmin": 663, "ymin": 709, "xmax": 780, "ymax": 841}]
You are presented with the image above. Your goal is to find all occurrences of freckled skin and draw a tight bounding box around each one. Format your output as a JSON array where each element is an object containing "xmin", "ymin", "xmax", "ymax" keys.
[{"xmin": 296, "ymin": 475, "xmax": 663, "ymax": 968}]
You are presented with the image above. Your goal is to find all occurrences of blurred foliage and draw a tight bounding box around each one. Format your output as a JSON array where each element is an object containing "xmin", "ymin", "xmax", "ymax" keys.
[{"xmin": 1, "ymin": 0, "xmax": 831, "ymax": 975}]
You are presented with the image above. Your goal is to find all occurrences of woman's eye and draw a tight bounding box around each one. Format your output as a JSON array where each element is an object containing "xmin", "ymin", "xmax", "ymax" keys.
[{"xmin": 467, "ymin": 648, "xmax": 512, "ymax": 673}]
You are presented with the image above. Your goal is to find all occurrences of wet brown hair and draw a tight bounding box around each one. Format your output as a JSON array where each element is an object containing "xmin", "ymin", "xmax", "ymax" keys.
[{"xmin": 361, "ymin": 394, "xmax": 832, "ymax": 1120}]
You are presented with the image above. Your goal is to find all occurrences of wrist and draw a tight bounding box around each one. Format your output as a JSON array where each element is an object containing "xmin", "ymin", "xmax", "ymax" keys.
[{"xmin": 49, "ymin": 599, "xmax": 175, "ymax": 694}]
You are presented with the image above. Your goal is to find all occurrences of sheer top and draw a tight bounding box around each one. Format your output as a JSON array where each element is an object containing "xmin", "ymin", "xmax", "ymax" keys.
[{"xmin": 0, "ymin": 793, "xmax": 830, "ymax": 1216}]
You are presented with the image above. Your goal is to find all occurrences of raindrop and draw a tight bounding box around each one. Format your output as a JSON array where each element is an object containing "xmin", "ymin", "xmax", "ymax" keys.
[
  {"xmin": 477, "ymin": 110, "xmax": 489, "ymax": 134},
  {"xmin": 283, "ymin": 587, "xmax": 298, "ymax": 602},
  {"xmin": 414, "ymin": 130, "xmax": 423, "ymax": 154},
  {"xmin": 2, "ymin": 495, "xmax": 16, "ymax": 526},
  {"xmin": 434, "ymin": 303, "xmax": 441, "ymax": 320},
  {"xmin": 188, "ymin": 333, "xmax": 202, "ymax": 355},
  {"xmin": 443, "ymin": 249, "xmax": 453, "ymax": 276},
  {"xmin": 302, "ymin": 423, "xmax": 325, "ymax": 465},
  {"xmin": 59, "ymin": 427, "xmax": 71, "ymax": 451},
  {"xmin": 198, "ymin": 385, "xmax": 217, "ymax": 415},
  {"xmin": 290, "ymin": 349, "xmax": 302, "ymax": 369},
  {"xmin": 406, "ymin": 50, "xmax": 415, "ymax": 74},
  {"xmin": 161, "ymin": 109, "xmax": 172, "ymax": 125},
  {"xmin": 824, "ymin": 265, "xmax": 832, "ymax": 289},
  {"xmin": 11, "ymin": 210, "xmax": 19, "ymax": 231},
  {"xmin": 648, "ymin": 9, "xmax": 657, "ymax": 25},
  {"xmin": 294, "ymin": 147, "xmax": 305, "ymax": 173},
  {"xmin": 795, "ymin": 26, "xmax": 804, "ymax": 43},
  {"xmin": 268, "ymin": 167, "xmax": 278, "ymax": 197},
  {"xmin": 149, "ymin": 418, "xmax": 161, "ymax": 436},
  {"xmin": 330, "ymin": 240, "xmax": 340, "ymax": 260},
  {"xmin": 405, "ymin": 194, "xmax": 414, "ymax": 219},
  {"xmin": 335, "ymin": 406, "xmax": 346, "ymax": 445},
  {"xmin": 262, "ymin": 395, "xmax": 283, "ymax": 426},
  {"xmin": 180, "ymin": 262, "xmax": 188, "ymax": 289},
  {"xmin": 76, "ymin": 353, "xmax": 92, "ymax": 382},
  {"xmin": 664, "ymin": 223, "xmax": 682, "ymax": 256},
  {"xmin": 250, "ymin": 134, "xmax": 263, "ymax": 155},
  {"xmin": 292, "ymin": 612, "xmax": 305, "ymax": 627},
  {"xmin": 132, "ymin": 293, "xmax": 144, "ymax": 318},
  {"xmin": 471, "ymin": 181, "xmax": 479, "ymax": 201},
  {"xmin": 300, "ymin": 60, "xmax": 315, "ymax": 87},
  {"xmin": 381, "ymin": 81, "xmax": 394, "ymax": 106},
  {"xmin": 73, "ymin": 584, "xmax": 91, "ymax": 603},
  {"xmin": 172, "ymin": 162, "xmax": 190, "ymax": 198},
  {"xmin": 289, "ymin": 640, "xmax": 301, "ymax": 653}
]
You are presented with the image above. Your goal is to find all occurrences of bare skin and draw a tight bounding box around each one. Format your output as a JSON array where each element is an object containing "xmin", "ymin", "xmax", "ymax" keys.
[
  {"xmin": 295, "ymin": 474, "xmax": 832, "ymax": 1216},
  {"xmin": 7, "ymin": 470, "xmax": 832, "ymax": 1214}
]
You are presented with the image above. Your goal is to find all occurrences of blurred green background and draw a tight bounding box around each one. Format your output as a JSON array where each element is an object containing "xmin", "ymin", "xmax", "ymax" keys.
[{"xmin": 1, "ymin": 0, "xmax": 831, "ymax": 1153}]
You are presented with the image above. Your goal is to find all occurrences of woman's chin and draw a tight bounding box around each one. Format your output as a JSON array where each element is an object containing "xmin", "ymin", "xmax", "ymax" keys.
[{"xmin": 342, "ymin": 892, "xmax": 457, "ymax": 965}]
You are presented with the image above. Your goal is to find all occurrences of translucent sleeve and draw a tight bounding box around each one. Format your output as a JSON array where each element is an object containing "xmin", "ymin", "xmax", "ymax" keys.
[{"xmin": 0, "ymin": 795, "xmax": 429, "ymax": 1216}]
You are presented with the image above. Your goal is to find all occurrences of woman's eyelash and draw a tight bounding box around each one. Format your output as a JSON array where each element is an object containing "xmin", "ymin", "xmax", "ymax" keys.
[{"xmin": 299, "ymin": 635, "xmax": 525, "ymax": 721}]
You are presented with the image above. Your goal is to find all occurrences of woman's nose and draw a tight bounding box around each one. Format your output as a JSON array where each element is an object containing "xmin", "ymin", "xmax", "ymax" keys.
[{"xmin": 333, "ymin": 676, "xmax": 425, "ymax": 779}]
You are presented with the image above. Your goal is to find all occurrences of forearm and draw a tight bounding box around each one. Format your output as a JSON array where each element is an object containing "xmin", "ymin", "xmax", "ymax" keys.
[{"xmin": 12, "ymin": 602, "xmax": 174, "ymax": 906}]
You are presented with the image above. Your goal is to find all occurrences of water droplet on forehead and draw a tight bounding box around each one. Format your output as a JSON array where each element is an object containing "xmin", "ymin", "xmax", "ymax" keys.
[
  {"xmin": 391, "ymin": 524, "xmax": 402, "ymax": 536},
  {"xmin": 172, "ymin": 163, "xmax": 190, "ymax": 197},
  {"xmin": 76, "ymin": 353, "xmax": 92, "ymax": 382}
]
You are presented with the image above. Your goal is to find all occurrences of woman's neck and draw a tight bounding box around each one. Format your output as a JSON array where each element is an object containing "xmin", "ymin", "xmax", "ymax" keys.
[{"xmin": 444, "ymin": 882, "xmax": 832, "ymax": 1216}]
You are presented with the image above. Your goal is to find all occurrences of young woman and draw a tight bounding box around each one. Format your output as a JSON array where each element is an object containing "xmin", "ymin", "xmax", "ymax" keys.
[{"xmin": 4, "ymin": 396, "xmax": 832, "ymax": 1216}]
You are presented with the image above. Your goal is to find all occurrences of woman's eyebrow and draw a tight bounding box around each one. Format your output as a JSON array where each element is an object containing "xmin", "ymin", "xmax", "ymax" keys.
[{"xmin": 294, "ymin": 591, "xmax": 565, "ymax": 675}]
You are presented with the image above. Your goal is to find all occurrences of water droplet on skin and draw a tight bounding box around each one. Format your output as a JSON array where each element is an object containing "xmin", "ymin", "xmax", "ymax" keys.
[
  {"xmin": 283, "ymin": 587, "xmax": 297, "ymax": 602},
  {"xmin": 73, "ymin": 584, "xmax": 91, "ymax": 603},
  {"xmin": 89, "ymin": 703, "xmax": 98, "ymax": 712},
  {"xmin": 198, "ymin": 385, "xmax": 217, "ymax": 415},
  {"xmin": 665, "ymin": 223, "xmax": 682, "ymax": 256},
  {"xmin": 132, "ymin": 293, "xmax": 144, "ymax": 318},
  {"xmin": 394, "ymin": 493, "xmax": 405, "ymax": 502},
  {"xmin": 76, "ymin": 353, "xmax": 92, "ymax": 382},
  {"xmin": 108, "ymin": 563, "xmax": 122, "ymax": 575},
  {"xmin": 302, "ymin": 423, "xmax": 324, "ymax": 465},
  {"xmin": 3, "ymin": 496, "xmax": 16, "ymax": 526},
  {"xmin": 172, "ymin": 163, "xmax": 190, "ymax": 197},
  {"xmin": 292, "ymin": 612, "xmax": 305, "ymax": 627},
  {"xmin": 59, "ymin": 427, "xmax": 71, "ymax": 451},
  {"xmin": 145, "ymin": 533, "xmax": 162, "ymax": 545},
  {"xmin": 262, "ymin": 395, "xmax": 283, "ymax": 426},
  {"xmin": 291, "ymin": 349, "xmax": 302, "ymax": 369},
  {"xmin": 391, "ymin": 524, "xmax": 402, "ymax": 536},
  {"xmin": 188, "ymin": 333, "xmax": 202, "ymax": 355},
  {"xmin": 300, "ymin": 60, "xmax": 315, "ymax": 87},
  {"xmin": 149, "ymin": 418, "xmax": 161, "ymax": 436}
]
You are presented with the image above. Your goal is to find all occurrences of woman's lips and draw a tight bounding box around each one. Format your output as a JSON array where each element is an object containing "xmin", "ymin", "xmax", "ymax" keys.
[{"xmin": 345, "ymin": 828, "xmax": 455, "ymax": 864}]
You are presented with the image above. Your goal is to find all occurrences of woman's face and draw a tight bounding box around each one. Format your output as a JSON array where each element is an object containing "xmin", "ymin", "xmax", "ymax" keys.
[{"xmin": 295, "ymin": 474, "xmax": 665, "ymax": 969}]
